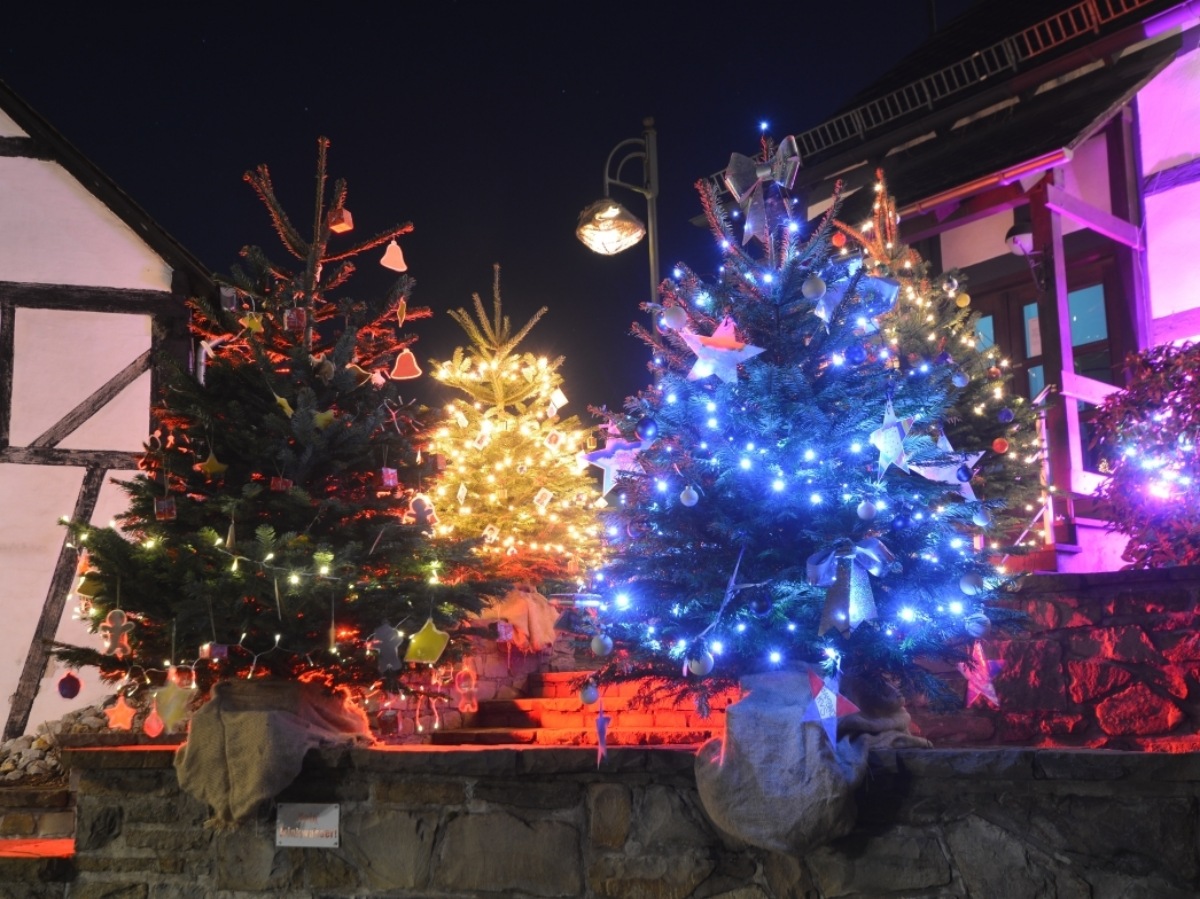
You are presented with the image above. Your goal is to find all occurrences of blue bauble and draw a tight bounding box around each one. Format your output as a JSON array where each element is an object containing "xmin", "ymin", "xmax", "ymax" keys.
[
  {"xmin": 956, "ymin": 464, "xmax": 973, "ymax": 483},
  {"xmin": 58, "ymin": 672, "xmax": 81, "ymax": 699},
  {"xmin": 635, "ymin": 417, "xmax": 658, "ymax": 441},
  {"xmin": 951, "ymin": 370, "xmax": 970, "ymax": 388},
  {"xmin": 891, "ymin": 513, "xmax": 910, "ymax": 531},
  {"xmin": 998, "ymin": 408, "xmax": 1015, "ymax": 424},
  {"xmin": 845, "ymin": 344, "xmax": 867, "ymax": 365}
]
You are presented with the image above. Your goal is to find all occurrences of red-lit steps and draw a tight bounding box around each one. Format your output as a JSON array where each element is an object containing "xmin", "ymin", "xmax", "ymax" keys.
[{"xmin": 430, "ymin": 672, "xmax": 732, "ymax": 748}]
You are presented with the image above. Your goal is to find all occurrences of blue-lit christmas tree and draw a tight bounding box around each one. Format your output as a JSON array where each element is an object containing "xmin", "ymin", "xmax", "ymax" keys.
[{"xmin": 585, "ymin": 145, "xmax": 1042, "ymax": 715}]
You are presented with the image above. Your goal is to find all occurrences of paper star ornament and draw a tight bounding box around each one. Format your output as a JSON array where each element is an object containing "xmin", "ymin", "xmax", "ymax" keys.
[
  {"xmin": 154, "ymin": 682, "xmax": 192, "ymax": 733},
  {"xmin": 582, "ymin": 437, "xmax": 645, "ymax": 496},
  {"xmin": 910, "ymin": 432, "xmax": 985, "ymax": 501},
  {"xmin": 404, "ymin": 617, "xmax": 449, "ymax": 664},
  {"xmin": 869, "ymin": 399, "xmax": 915, "ymax": 476},
  {"xmin": 958, "ymin": 641, "xmax": 1004, "ymax": 708},
  {"xmin": 802, "ymin": 671, "xmax": 859, "ymax": 746},
  {"xmin": 196, "ymin": 450, "xmax": 228, "ymax": 478},
  {"xmin": 239, "ymin": 312, "xmax": 263, "ymax": 334},
  {"xmin": 368, "ymin": 623, "xmax": 405, "ymax": 672},
  {"xmin": 104, "ymin": 693, "xmax": 136, "ymax": 731},
  {"xmin": 813, "ymin": 257, "xmax": 863, "ymax": 326},
  {"xmin": 679, "ymin": 317, "xmax": 764, "ymax": 383}
]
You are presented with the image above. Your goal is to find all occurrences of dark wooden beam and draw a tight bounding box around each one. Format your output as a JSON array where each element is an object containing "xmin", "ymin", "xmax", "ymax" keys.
[
  {"xmin": 0, "ymin": 136, "xmax": 50, "ymax": 160},
  {"xmin": 30, "ymin": 349, "xmax": 152, "ymax": 448},
  {"xmin": 0, "ymin": 446, "xmax": 140, "ymax": 468},
  {"xmin": 0, "ymin": 299, "xmax": 13, "ymax": 448},
  {"xmin": 5, "ymin": 466, "xmax": 106, "ymax": 740},
  {"xmin": 1143, "ymin": 156, "xmax": 1200, "ymax": 197},
  {"xmin": 0, "ymin": 281, "xmax": 174, "ymax": 315}
]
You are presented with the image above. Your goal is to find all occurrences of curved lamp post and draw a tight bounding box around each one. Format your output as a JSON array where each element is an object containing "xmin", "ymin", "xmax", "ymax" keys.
[{"xmin": 576, "ymin": 117, "xmax": 659, "ymax": 309}]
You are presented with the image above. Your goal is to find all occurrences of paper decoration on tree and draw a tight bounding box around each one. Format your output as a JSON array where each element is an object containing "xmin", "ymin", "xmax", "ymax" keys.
[
  {"xmin": 381, "ymin": 240, "xmax": 408, "ymax": 272},
  {"xmin": 405, "ymin": 494, "xmax": 438, "ymax": 530},
  {"xmin": 103, "ymin": 693, "xmax": 136, "ymax": 730},
  {"xmin": 802, "ymin": 671, "xmax": 860, "ymax": 746},
  {"xmin": 404, "ymin": 618, "xmax": 449, "ymax": 664},
  {"xmin": 313, "ymin": 409, "xmax": 337, "ymax": 429},
  {"xmin": 812, "ymin": 256, "xmax": 861, "ymax": 325},
  {"xmin": 544, "ymin": 429, "xmax": 564, "ymax": 451},
  {"xmin": 533, "ymin": 488, "xmax": 554, "ymax": 510},
  {"xmin": 548, "ymin": 388, "xmax": 569, "ymax": 416},
  {"xmin": 390, "ymin": 348, "xmax": 422, "ymax": 380},
  {"xmin": 482, "ymin": 524, "xmax": 500, "ymax": 543},
  {"xmin": 274, "ymin": 393, "xmax": 295, "ymax": 418},
  {"xmin": 154, "ymin": 681, "xmax": 192, "ymax": 733},
  {"xmin": 196, "ymin": 450, "xmax": 229, "ymax": 479},
  {"xmin": 270, "ymin": 476, "xmax": 293, "ymax": 492},
  {"xmin": 456, "ymin": 483, "xmax": 468, "ymax": 506},
  {"xmin": 328, "ymin": 207, "xmax": 354, "ymax": 233},
  {"xmin": 239, "ymin": 311, "xmax": 264, "ymax": 334},
  {"xmin": 807, "ymin": 537, "xmax": 894, "ymax": 636},
  {"xmin": 143, "ymin": 698, "xmax": 164, "ymax": 738},
  {"xmin": 870, "ymin": 400, "xmax": 914, "ymax": 476},
  {"xmin": 910, "ymin": 432, "xmax": 985, "ymax": 501},
  {"xmin": 199, "ymin": 642, "xmax": 229, "ymax": 660},
  {"xmin": 345, "ymin": 362, "xmax": 373, "ymax": 387},
  {"xmin": 380, "ymin": 468, "xmax": 399, "ymax": 489},
  {"xmin": 582, "ymin": 437, "xmax": 646, "ymax": 496},
  {"xmin": 723, "ymin": 135, "xmax": 800, "ymax": 246},
  {"xmin": 368, "ymin": 623, "xmax": 405, "ymax": 672},
  {"xmin": 396, "ymin": 298, "xmax": 407, "ymax": 327},
  {"xmin": 283, "ymin": 308, "xmax": 306, "ymax": 332},
  {"xmin": 100, "ymin": 609, "xmax": 134, "ymax": 658},
  {"xmin": 154, "ymin": 497, "xmax": 176, "ymax": 521},
  {"xmin": 472, "ymin": 431, "xmax": 491, "ymax": 450},
  {"xmin": 958, "ymin": 641, "xmax": 1004, "ymax": 708},
  {"xmin": 455, "ymin": 666, "xmax": 478, "ymax": 714},
  {"xmin": 595, "ymin": 701, "xmax": 612, "ymax": 767},
  {"xmin": 679, "ymin": 317, "xmax": 765, "ymax": 384}
]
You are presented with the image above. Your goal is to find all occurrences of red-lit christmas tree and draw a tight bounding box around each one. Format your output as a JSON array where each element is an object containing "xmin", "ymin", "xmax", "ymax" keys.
[{"xmin": 54, "ymin": 139, "xmax": 485, "ymax": 700}]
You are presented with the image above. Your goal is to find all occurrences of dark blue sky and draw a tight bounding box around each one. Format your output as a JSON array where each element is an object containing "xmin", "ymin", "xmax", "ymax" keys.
[{"xmin": 3, "ymin": 2, "xmax": 975, "ymax": 411}]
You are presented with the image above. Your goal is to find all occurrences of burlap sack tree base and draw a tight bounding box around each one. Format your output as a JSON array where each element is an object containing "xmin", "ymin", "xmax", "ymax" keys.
[
  {"xmin": 175, "ymin": 679, "xmax": 371, "ymax": 827},
  {"xmin": 695, "ymin": 668, "xmax": 929, "ymax": 856}
]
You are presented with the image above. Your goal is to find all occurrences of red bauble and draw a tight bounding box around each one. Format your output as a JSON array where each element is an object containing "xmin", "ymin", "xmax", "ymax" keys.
[
  {"xmin": 992, "ymin": 438, "xmax": 1010, "ymax": 454},
  {"xmin": 831, "ymin": 231, "xmax": 847, "ymax": 248}
]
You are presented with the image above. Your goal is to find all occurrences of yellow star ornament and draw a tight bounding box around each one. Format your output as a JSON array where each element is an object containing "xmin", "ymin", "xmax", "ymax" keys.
[
  {"xmin": 404, "ymin": 617, "xmax": 450, "ymax": 664},
  {"xmin": 313, "ymin": 410, "xmax": 337, "ymax": 429},
  {"xmin": 103, "ymin": 693, "xmax": 136, "ymax": 731},
  {"xmin": 196, "ymin": 450, "xmax": 229, "ymax": 478}
]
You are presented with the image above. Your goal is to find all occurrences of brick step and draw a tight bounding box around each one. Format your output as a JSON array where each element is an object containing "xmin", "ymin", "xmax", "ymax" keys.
[
  {"xmin": 430, "ymin": 727, "xmax": 721, "ymax": 747},
  {"xmin": 0, "ymin": 787, "xmax": 74, "ymax": 840},
  {"xmin": 472, "ymin": 698, "xmax": 727, "ymax": 730}
]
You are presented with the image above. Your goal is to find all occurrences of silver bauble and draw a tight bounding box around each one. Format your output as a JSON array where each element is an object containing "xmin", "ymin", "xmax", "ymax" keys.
[{"xmin": 687, "ymin": 651, "xmax": 715, "ymax": 677}]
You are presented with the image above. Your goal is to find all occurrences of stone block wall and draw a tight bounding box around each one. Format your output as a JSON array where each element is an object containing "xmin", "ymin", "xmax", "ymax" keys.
[
  {"xmin": 914, "ymin": 567, "xmax": 1200, "ymax": 749},
  {"xmin": 4, "ymin": 745, "xmax": 1198, "ymax": 897}
]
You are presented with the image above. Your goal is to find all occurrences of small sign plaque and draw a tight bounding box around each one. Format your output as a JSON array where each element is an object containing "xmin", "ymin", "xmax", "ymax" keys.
[{"xmin": 276, "ymin": 803, "xmax": 339, "ymax": 847}]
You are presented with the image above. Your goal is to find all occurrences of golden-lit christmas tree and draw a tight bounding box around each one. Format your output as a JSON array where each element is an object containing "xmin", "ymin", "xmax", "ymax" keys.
[{"xmin": 429, "ymin": 266, "xmax": 605, "ymax": 591}]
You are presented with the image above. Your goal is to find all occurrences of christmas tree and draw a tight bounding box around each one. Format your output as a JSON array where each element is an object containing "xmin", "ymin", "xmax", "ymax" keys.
[
  {"xmin": 428, "ymin": 265, "xmax": 605, "ymax": 591},
  {"xmin": 54, "ymin": 138, "xmax": 483, "ymax": 696},
  {"xmin": 587, "ymin": 151, "xmax": 1042, "ymax": 711}
]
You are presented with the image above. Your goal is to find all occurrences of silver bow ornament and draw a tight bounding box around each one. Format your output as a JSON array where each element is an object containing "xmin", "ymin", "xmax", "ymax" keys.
[
  {"xmin": 724, "ymin": 135, "xmax": 801, "ymax": 246},
  {"xmin": 806, "ymin": 536, "xmax": 894, "ymax": 635}
]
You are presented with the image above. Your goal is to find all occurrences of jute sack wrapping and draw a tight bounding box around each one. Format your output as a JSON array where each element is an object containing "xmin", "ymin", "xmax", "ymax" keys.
[{"xmin": 175, "ymin": 679, "xmax": 370, "ymax": 826}]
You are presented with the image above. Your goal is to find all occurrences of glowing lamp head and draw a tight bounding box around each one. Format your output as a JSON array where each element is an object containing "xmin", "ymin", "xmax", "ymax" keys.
[{"xmin": 576, "ymin": 199, "xmax": 646, "ymax": 255}]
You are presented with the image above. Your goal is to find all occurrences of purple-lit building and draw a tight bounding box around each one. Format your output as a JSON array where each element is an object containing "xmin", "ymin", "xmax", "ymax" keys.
[{"xmin": 784, "ymin": 0, "xmax": 1200, "ymax": 573}]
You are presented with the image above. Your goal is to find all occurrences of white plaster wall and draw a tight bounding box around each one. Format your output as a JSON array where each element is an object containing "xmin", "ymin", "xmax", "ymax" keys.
[
  {"xmin": 0, "ymin": 157, "xmax": 172, "ymax": 291},
  {"xmin": 1, "ymin": 465, "xmax": 139, "ymax": 732},
  {"xmin": 1060, "ymin": 136, "xmax": 1111, "ymax": 236},
  {"xmin": 1137, "ymin": 45, "xmax": 1200, "ymax": 176},
  {"xmin": 0, "ymin": 109, "xmax": 28, "ymax": 137},
  {"xmin": 938, "ymin": 209, "xmax": 1011, "ymax": 271},
  {"xmin": 9, "ymin": 309, "xmax": 151, "ymax": 450},
  {"xmin": 1145, "ymin": 179, "xmax": 1200, "ymax": 321}
]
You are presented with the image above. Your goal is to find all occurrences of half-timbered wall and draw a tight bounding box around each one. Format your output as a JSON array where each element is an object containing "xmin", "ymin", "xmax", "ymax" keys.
[{"xmin": 0, "ymin": 94, "xmax": 195, "ymax": 737}]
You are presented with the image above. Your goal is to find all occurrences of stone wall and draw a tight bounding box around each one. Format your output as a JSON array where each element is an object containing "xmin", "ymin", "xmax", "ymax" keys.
[
  {"xmin": 4, "ymin": 744, "xmax": 1197, "ymax": 898},
  {"xmin": 915, "ymin": 567, "xmax": 1200, "ymax": 750}
]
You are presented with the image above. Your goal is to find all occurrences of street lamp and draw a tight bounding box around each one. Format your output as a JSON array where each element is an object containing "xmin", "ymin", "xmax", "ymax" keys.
[{"xmin": 576, "ymin": 117, "xmax": 660, "ymax": 308}]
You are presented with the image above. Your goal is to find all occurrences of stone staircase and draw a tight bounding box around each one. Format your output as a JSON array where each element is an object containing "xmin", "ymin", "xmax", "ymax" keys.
[
  {"xmin": 0, "ymin": 783, "xmax": 73, "ymax": 841},
  {"xmin": 431, "ymin": 671, "xmax": 731, "ymax": 747}
]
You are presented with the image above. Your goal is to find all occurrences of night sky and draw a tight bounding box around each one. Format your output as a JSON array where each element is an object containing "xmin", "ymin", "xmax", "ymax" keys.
[{"xmin": 3, "ymin": 2, "xmax": 975, "ymax": 414}]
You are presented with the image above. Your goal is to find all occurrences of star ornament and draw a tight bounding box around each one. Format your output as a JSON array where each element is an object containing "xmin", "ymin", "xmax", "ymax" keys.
[
  {"xmin": 802, "ymin": 671, "xmax": 859, "ymax": 746},
  {"xmin": 958, "ymin": 641, "xmax": 1004, "ymax": 708},
  {"xmin": 104, "ymin": 693, "xmax": 136, "ymax": 731},
  {"xmin": 869, "ymin": 399, "xmax": 915, "ymax": 477},
  {"xmin": 679, "ymin": 317, "xmax": 764, "ymax": 384},
  {"xmin": 910, "ymin": 432, "xmax": 985, "ymax": 501},
  {"xmin": 582, "ymin": 437, "xmax": 646, "ymax": 496}
]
